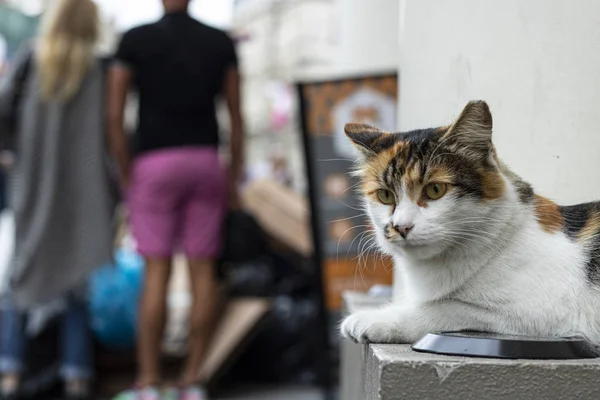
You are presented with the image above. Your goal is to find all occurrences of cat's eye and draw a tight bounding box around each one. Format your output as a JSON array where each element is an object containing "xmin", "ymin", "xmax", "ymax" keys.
[
  {"xmin": 424, "ymin": 183, "xmax": 448, "ymax": 200},
  {"xmin": 376, "ymin": 189, "xmax": 395, "ymax": 205}
]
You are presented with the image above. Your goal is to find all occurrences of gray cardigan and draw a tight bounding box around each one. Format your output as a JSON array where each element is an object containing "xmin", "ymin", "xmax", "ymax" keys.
[{"xmin": 0, "ymin": 48, "xmax": 117, "ymax": 309}]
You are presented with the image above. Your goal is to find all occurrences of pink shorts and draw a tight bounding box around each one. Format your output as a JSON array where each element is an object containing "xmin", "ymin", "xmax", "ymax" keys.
[{"xmin": 128, "ymin": 147, "xmax": 227, "ymax": 259}]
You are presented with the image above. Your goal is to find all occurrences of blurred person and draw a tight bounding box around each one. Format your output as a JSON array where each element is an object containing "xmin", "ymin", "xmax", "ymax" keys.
[
  {"xmin": 0, "ymin": 152, "xmax": 13, "ymax": 214},
  {"xmin": 0, "ymin": 36, "xmax": 9, "ymax": 216},
  {"xmin": 0, "ymin": 0, "xmax": 116, "ymax": 399},
  {"xmin": 107, "ymin": 0, "xmax": 244, "ymax": 399}
]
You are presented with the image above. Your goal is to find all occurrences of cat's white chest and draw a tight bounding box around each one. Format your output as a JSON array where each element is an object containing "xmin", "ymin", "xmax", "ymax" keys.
[{"xmin": 399, "ymin": 215, "xmax": 593, "ymax": 335}]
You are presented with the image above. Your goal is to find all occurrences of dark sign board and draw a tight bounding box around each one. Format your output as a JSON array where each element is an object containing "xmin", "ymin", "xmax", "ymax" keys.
[{"xmin": 298, "ymin": 73, "xmax": 398, "ymax": 310}]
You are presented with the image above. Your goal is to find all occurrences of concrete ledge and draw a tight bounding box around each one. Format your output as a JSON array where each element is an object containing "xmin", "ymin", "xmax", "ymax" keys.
[
  {"xmin": 367, "ymin": 344, "xmax": 600, "ymax": 400},
  {"xmin": 340, "ymin": 292, "xmax": 391, "ymax": 400}
]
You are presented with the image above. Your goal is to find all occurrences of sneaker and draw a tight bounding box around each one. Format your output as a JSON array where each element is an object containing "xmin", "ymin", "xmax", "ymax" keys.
[
  {"xmin": 112, "ymin": 387, "xmax": 161, "ymax": 400},
  {"xmin": 64, "ymin": 378, "xmax": 91, "ymax": 400},
  {"xmin": 0, "ymin": 374, "xmax": 20, "ymax": 400},
  {"xmin": 179, "ymin": 386, "xmax": 208, "ymax": 400}
]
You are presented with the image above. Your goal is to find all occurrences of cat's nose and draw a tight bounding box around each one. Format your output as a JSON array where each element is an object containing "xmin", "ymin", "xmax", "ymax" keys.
[{"xmin": 394, "ymin": 224, "xmax": 414, "ymax": 239}]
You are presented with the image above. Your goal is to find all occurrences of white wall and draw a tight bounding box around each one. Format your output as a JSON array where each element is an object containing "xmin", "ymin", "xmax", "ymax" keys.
[
  {"xmin": 399, "ymin": 0, "xmax": 600, "ymax": 205},
  {"xmin": 333, "ymin": 0, "xmax": 399, "ymax": 74},
  {"xmin": 394, "ymin": 0, "xmax": 600, "ymax": 295}
]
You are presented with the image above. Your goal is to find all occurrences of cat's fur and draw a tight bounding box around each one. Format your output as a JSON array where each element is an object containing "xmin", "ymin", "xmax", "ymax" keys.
[{"xmin": 340, "ymin": 100, "xmax": 600, "ymax": 345}]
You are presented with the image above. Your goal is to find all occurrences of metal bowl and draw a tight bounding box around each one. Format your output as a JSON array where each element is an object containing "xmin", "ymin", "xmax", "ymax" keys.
[{"xmin": 412, "ymin": 331, "xmax": 599, "ymax": 359}]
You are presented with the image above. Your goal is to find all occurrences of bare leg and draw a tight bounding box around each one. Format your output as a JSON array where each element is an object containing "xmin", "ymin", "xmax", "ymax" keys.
[
  {"xmin": 181, "ymin": 258, "xmax": 218, "ymax": 385},
  {"xmin": 137, "ymin": 257, "xmax": 172, "ymax": 387}
]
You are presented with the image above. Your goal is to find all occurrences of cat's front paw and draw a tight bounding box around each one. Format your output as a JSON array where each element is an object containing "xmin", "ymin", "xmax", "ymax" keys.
[{"xmin": 340, "ymin": 310, "xmax": 403, "ymax": 344}]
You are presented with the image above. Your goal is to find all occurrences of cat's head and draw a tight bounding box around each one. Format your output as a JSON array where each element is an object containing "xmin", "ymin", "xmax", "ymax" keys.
[{"xmin": 346, "ymin": 100, "xmax": 515, "ymax": 260}]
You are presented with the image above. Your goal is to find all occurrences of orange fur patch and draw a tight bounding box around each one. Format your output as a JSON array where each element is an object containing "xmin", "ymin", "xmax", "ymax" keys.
[
  {"xmin": 534, "ymin": 195, "xmax": 564, "ymax": 233},
  {"xmin": 403, "ymin": 163, "xmax": 421, "ymax": 201},
  {"xmin": 361, "ymin": 180, "xmax": 381, "ymax": 196},
  {"xmin": 362, "ymin": 151, "xmax": 391, "ymax": 180},
  {"xmin": 361, "ymin": 145, "xmax": 399, "ymax": 201},
  {"xmin": 482, "ymin": 171, "xmax": 505, "ymax": 200},
  {"xmin": 415, "ymin": 196, "xmax": 429, "ymax": 208},
  {"xmin": 425, "ymin": 167, "xmax": 455, "ymax": 184}
]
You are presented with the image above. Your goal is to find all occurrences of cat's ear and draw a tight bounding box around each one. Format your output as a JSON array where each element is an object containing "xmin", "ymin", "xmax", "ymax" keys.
[
  {"xmin": 344, "ymin": 123, "xmax": 388, "ymax": 159},
  {"xmin": 443, "ymin": 100, "xmax": 493, "ymax": 154}
]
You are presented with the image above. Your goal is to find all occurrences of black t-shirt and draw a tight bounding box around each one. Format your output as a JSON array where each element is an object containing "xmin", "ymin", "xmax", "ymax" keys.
[{"xmin": 114, "ymin": 12, "xmax": 238, "ymax": 154}]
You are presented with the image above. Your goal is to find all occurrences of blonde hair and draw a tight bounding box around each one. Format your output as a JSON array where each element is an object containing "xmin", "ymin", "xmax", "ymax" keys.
[{"xmin": 37, "ymin": 0, "xmax": 100, "ymax": 101}]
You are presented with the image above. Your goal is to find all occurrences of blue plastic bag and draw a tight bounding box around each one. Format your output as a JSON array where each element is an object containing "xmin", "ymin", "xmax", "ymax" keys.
[{"xmin": 88, "ymin": 248, "xmax": 144, "ymax": 350}]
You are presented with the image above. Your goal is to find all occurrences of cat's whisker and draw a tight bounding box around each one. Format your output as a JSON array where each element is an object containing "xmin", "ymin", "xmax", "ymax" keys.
[
  {"xmin": 350, "ymin": 232, "xmax": 370, "ymax": 262},
  {"xmin": 437, "ymin": 229, "xmax": 505, "ymax": 246},
  {"xmin": 359, "ymin": 235, "xmax": 378, "ymax": 261},
  {"xmin": 328, "ymin": 214, "xmax": 368, "ymax": 224},
  {"xmin": 365, "ymin": 240, "xmax": 382, "ymax": 272},
  {"xmin": 349, "ymin": 231, "xmax": 374, "ymax": 292},
  {"xmin": 337, "ymin": 201, "xmax": 366, "ymax": 212},
  {"xmin": 335, "ymin": 225, "xmax": 371, "ymax": 265},
  {"xmin": 355, "ymin": 236, "xmax": 378, "ymax": 289},
  {"xmin": 343, "ymin": 181, "xmax": 363, "ymax": 195},
  {"xmin": 318, "ymin": 158, "xmax": 353, "ymax": 162},
  {"xmin": 356, "ymin": 233, "xmax": 375, "ymax": 263},
  {"xmin": 350, "ymin": 232, "xmax": 375, "ymax": 274}
]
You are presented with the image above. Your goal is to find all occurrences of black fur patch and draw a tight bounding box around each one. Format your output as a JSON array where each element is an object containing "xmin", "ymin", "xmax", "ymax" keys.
[
  {"xmin": 515, "ymin": 182, "xmax": 535, "ymax": 204},
  {"xmin": 560, "ymin": 202, "xmax": 599, "ymax": 238},
  {"xmin": 586, "ymin": 241, "xmax": 600, "ymax": 284},
  {"xmin": 560, "ymin": 202, "xmax": 600, "ymax": 284},
  {"xmin": 399, "ymin": 128, "xmax": 440, "ymax": 145},
  {"xmin": 370, "ymin": 134, "xmax": 398, "ymax": 153}
]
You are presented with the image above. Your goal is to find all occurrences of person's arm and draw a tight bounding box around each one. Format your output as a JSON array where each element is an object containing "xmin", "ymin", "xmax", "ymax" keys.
[
  {"xmin": 0, "ymin": 46, "xmax": 27, "ymax": 114},
  {"xmin": 0, "ymin": 44, "xmax": 32, "ymax": 153},
  {"xmin": 223, "ymin": 66, "xmax": 245, "ymax": 207},
  {"xmin": 106, "ymin": 64, "xmax": 132, "ymax": 190}
]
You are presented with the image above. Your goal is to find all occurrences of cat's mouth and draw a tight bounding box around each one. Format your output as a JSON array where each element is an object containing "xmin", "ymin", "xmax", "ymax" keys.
[
  {"xmin": 379, "ymin": 227, "xmax": 437, "ymax": 253},
  {"xmin": 393, "ymin": 238, "xmax": 431, "ymax": 249}
]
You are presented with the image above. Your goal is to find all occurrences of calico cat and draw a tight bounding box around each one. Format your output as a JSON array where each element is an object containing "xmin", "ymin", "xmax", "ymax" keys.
[{"xmin": 340, "ymin": 100, "xmax": 600, "ymax": 345}]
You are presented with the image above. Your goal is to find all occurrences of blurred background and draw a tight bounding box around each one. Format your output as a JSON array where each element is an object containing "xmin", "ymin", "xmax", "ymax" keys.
[
  {"xmin": 0, "ymin": 0, "xmax": 400, "ymax": 399},
  {"xmin": 3, "ymin": 0, "xmax": 600, "ymax": 399}
]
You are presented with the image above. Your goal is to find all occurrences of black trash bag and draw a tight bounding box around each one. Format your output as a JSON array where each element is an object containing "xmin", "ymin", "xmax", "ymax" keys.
[
  {"xmin": 225, "ymin": 295, "xmax": 320, "ymax": 384},
  {"xmin": 227, "ymin": 256, "xmax": 275, "ymax": 297},
  {"xmin": 226, "ymin": 250, "xmax": 314, "ymax": 299},
  {"xmin": 266, "ymin": 296, "xmax": 320, "ymax": 381},
  {"xmin": 220, "ymin": 210, "xmax": 267, "ymax": 264},
  {"xmin": 270, "ymin": 256, "xmax": 313, "ymax": 298}
]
